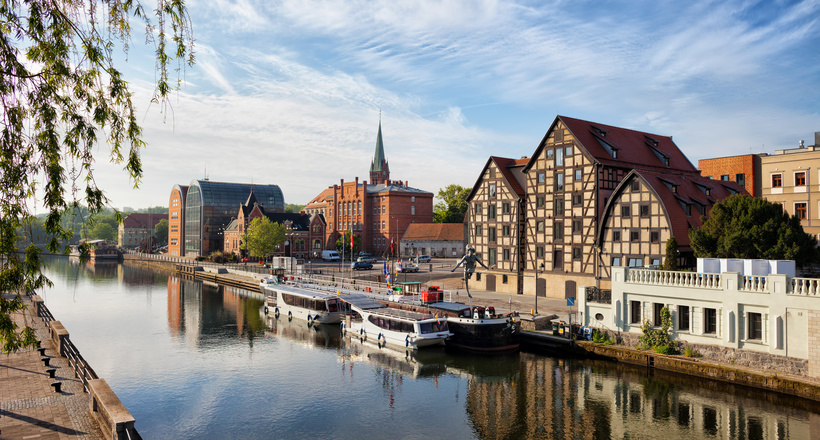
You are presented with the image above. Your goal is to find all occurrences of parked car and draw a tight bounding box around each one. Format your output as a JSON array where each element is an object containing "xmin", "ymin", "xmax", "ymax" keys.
[
  {"xmin": 351, "ymin": 261, "xmax": 373, "ymax": 270},
  {"xmin": 358, "ymin": 252, "xmax": 372, "ymax": 258},
  {"xmin": 397, "ymin": 261, "xmax": 419, "ymax": 273},
  {"xmin": 321, "ymin": 250, "xmax": 341, "ymax": 261},
  {"xmin": 357, "ymin": 256, "xmax": 378, "ymax": 264},
  {"xmin": 417, "ymin": 255, "xmax": 431, "ymax": 263}
]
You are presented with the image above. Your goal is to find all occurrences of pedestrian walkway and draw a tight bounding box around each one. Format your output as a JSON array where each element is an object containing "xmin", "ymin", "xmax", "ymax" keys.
[{"xmin": 0, "ymin": 293, "xmax": 103, "ymax": 439}]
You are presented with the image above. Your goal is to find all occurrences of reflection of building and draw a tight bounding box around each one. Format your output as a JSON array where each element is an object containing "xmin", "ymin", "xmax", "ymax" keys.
[
  {"xmin": 169, "ymin": 185, "xmax": 188, "ymax": 256},
  {"xmin": 118, "ymin": 213, "xmax": 164, "ymax": 248},
  {"xmin": 400, "ymin": 223, "xmax": 464, "ymax": 258},
  {"xmin": 223, "ymin": 190, "xmax": 326, "ymax": 259},
  {"xmin": 169, "ymin": 180, "xmax": 284, "ymax": 257},
  {"xmin": 466, "ymin": 116, "xmax": 745, "ymax": 298},
  {"xmin": 304, "ymin": 121, "xmax": 433, "ymax": 255}
]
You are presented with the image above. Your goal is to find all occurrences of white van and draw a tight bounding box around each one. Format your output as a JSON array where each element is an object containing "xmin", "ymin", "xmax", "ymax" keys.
[{"xmin": 321, "ymin": 250, "xmax": 341, "ymax": 261}]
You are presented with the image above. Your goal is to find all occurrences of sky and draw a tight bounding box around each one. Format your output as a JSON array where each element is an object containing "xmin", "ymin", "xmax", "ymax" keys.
[{"xmin": 82, "ymin": 0, "xmax": 820, "ymax": 211}]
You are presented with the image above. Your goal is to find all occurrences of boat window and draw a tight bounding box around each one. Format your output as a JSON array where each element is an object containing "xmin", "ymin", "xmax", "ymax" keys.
[
  {"xmin": 368, "ymin": 315, "xmax": 414, "ymax": 333},
  {"xmin": 326, "ymin": 299, "xmax": 338, "ymax": 312},
  {"xmin": 281, "ymin": 293, "xmax": 326, "ymax": 312},
  {"xmin": 419, "ymin": 320, "xmax": 449, "ymax": 334}
]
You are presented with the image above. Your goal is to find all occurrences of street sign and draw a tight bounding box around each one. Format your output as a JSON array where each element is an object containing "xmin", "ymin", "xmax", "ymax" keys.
[{"xmin": 567, "ymin": 297, "xmax": 575, "ymax": 306}]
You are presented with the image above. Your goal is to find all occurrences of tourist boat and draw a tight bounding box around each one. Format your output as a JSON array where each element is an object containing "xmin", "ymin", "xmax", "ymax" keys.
[
  {"xmin": 260, "ymin": 283, "xmax": 345, "ymax": 325},
  {"xmin": 340, "ymin": 294, "xmax": 452, "ymax": 350},
  {"xmin": 426, "ymin": 302, "xmax": 522, "ymax": 353}
]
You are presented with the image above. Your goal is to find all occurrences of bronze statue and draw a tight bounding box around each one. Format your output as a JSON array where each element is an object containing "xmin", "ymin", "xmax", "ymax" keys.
[{"xmin": 451, "ymin": 246, "xmax": 487, "ymax": 298}]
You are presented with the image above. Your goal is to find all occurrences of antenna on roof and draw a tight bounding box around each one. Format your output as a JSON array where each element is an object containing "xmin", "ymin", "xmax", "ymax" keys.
[{"xmin": 204, "ymin": 165, "xmax": 209, "ymax": 181}]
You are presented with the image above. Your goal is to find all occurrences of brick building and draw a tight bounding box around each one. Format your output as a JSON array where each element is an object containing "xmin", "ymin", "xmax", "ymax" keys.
[
  {"xmin": 223, "ymin": 190, "xmax": 325, "ymax": 259},
  {"xmin": 304, "ymin": 120, "xmax": 433, "ymax": 257},
  {"xmin": 466, "ymin": 116, "xmax": 745, "ymax": 298},
  {"xmin": 118, "ymin": 213, "xmax": 165, "ymax": 248},
  {"xmin": 698, "ymin": 154, "xmax": 761, "ymax": 196}
]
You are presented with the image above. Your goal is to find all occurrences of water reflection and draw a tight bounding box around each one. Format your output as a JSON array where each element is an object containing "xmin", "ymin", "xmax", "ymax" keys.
[{"xmin": 39, "ymin": 257, "xmax": 820, "ymax": 439}]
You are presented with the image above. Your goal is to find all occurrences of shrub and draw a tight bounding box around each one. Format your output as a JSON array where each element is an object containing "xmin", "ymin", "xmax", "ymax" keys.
[
  {"xmin": 638, "ymin": 307, "xmax": 678, "ymax": 354},
  {"xmin": 592, "ymin": 329, "xmax": 614, "ymax": 345}
]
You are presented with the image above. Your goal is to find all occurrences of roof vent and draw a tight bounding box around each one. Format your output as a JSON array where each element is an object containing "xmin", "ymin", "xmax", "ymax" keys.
[{"xmin": 800, "ymin": 140, "xmax": 805, "ymax": 148}]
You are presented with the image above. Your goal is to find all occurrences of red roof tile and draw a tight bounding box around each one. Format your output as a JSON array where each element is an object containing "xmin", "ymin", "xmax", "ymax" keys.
[{"xmin": 402, "ymin": 223, "xmax": 464, "ymax": 242}]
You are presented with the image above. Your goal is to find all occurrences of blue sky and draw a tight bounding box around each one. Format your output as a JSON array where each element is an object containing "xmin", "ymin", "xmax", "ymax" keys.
[{"xmin": 90, "ymin": 0, "xmax": 820, "ymax": 210}]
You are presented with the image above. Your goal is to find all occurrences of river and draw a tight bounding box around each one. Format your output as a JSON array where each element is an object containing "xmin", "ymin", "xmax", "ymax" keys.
[{"xmin": 38, "ymin": 257, "xmax": 819, "ymax": 439}]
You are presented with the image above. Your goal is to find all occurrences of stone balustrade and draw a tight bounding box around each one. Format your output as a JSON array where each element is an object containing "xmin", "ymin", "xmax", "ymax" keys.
[{"xmin": 626, "ymin": 268, "xmax": 721, "ymax": 289}]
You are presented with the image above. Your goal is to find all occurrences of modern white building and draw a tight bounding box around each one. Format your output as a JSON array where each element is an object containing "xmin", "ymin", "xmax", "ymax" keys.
[{"xmin": 579, "ymin": 264, "xmax": 820, "ymax": 376}]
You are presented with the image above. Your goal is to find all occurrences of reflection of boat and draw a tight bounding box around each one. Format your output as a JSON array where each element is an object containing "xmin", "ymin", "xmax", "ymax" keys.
[
  {"xmin": 262, "ymin": 313, "xmax": 342, "ymax": 349},
  {"xmin": 341, "ymin": 294, "xmax": 452, "ymax": 350},
  {"xmin": 260, "ymin": 283, "xmax": 345, "ymax": 324},
  {"xmin": 427, "ymin": 303, "xmax": 522, "ymax": 354},
  {"xmin": 347, "ymin": 341, "xmax": 449, "ymax": 378}
]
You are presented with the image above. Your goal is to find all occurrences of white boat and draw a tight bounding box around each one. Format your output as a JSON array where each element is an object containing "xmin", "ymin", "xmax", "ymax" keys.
[
  {"xmin": 340, "ymin": 294, "xmax": 452, "ymax": 350},
  {"xmin": 260, "ymin": 283, "xmax": 345, "ymax": 325}
]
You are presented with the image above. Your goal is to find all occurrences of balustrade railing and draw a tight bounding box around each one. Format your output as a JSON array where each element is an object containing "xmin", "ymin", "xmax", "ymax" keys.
[
  {"xmin": 586, "ymin": 287, "xmax": 612, "ymax": 304},
  {"xmin": 791, "ymin": 278, "xmax": 820, "ymax": 296},
  {"xmin": 740, "ymin": 275, "xmax": 768, "ymax": 292},
  {"xmin": 626, "ymin": 269, "xmax": 721, "ymax": 289}
]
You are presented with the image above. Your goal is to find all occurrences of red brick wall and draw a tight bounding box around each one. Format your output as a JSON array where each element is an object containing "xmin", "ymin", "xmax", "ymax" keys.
[{"xmin": 698, "ymin": 154, "xmax": 758, "ymax": 196}]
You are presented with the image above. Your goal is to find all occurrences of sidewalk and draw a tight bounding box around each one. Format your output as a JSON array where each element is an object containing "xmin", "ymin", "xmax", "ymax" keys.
[{"xmin": 0, "ymin": 294, "xmax": 103, "ymax": 439}]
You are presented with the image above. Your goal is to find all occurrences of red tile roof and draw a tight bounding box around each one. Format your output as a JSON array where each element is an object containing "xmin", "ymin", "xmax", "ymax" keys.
[
  {"xmin": 402, "ymin": 223, "xmax": 464, "ymax": 242},
  {"xmin": 122, "ymin": 213, "xmax": 165, "ymax": 229}
]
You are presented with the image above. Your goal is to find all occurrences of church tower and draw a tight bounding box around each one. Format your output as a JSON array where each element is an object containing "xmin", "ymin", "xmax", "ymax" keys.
[{"xmin": 369, "ymin": 120, "xmax": 390, "ymax": 185}]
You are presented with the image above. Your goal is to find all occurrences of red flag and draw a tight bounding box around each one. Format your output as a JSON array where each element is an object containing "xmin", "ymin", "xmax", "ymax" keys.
[
  {"xmin": 390, "ymin": 240, "xmax": 393, "ymax": 253},
  {"xmin": 350, "ymin": 231, "xmax": 354, "ymax": 249}
]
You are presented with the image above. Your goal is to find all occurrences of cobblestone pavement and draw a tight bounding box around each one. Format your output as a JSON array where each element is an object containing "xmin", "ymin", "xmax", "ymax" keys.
[{"xmin": 0, "ymin": 294, "xmax": 103, "ymax": 440}]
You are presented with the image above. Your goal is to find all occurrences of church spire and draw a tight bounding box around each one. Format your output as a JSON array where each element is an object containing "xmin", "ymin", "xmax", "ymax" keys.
[{"xmin": 369, "ymin": 118, "xmax": 390, "ymax": 185}]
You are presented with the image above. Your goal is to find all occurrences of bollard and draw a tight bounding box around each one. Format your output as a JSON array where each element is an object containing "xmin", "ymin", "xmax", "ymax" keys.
[
  {"xmin": 37, "ymin": 347, "xmax": 47, "ymax": 356},
  {"xmin": 41, "ymin": 357, "xmax": 50, "ymax": 367},
  {"xmin": 51, "ymin": 381, "xmax": 62, "ymax": 393},
  {"xmin": 47, "ymin": 368, "xmax": 57, "ymax": 378}
]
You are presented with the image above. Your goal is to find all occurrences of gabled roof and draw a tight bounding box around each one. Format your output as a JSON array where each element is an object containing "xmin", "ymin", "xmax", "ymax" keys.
[
  {"xmin": 467, "ymin": 156, "xmax": 527, "ymax": 201},
  {"xmin": 401, "ymin": 223, "xmax": 464, "ymax": 242},
  {"xmin": 525, "ymin": 116, "xmax": 698, "ymax": 174},
  {"xmin": 599, "ymin": 169, "xmax": 747, "ymax": 248}
]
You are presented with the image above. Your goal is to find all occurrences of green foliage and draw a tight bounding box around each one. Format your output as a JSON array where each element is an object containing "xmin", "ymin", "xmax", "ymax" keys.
[
  {"xmin": 88, "ymin": 223, "xmax": 116, "ymax": 241},
  {"xmin": 592, "ymin": 329, "xmax": 614, "ymax": 345},
  {"xmin": 434, "ymin": 184, "xmax": 470, "ymax": 223},
  {"xmin": 0, "ymin": 0, "xmax": 193, "ymax": 352},
  {"xmin": 638, "ymin": 307, "xmax": 678, "ymax": 354},
  {"xmin": 154, "ymin": 219, "xmax": 169, "ymax": 244},
  {"xmin": 208, "ymin": 251, "xmax": 236, "ymax": 264},
  {"xmin": 284, "ymin": 204, "xmax": 305, "ymax": 213},
  {"xmin": 690, "ymin": 194, "xmax": 819, "ymax": 265},
  {"xmin": 335, "ymin": 230, "xmax": 361, "ymax": 256},
  {"xmin": 246, "ymin": 217, "xmax": 286, "ymax": 259},
  {"xmin": 660, "ymin": 236, "xmax": 679, "ymax": 270},
  {"xmin": 683, "ymin": 346, "xmax": 700, "ymax": 358}
]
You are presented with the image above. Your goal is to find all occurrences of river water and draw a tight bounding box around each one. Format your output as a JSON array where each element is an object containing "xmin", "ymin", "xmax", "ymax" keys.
[{"xmin": 38, "ymin": 257, "xmax": 819, "ymax": 439}]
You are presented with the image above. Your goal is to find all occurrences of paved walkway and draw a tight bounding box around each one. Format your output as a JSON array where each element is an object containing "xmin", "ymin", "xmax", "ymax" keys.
[{"xmin": 0, "ymin": 294, "xmax": 103, "ymax": 439}]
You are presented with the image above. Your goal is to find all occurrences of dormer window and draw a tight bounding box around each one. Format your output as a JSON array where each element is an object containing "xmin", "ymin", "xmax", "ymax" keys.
[
  {"xmin": 595, "ymin": 136, "xmax": 619, "ymax": 160},
  {"xmin": 591, "ymin": 125, "xmax": 608, "ymax": 137},
  {"xmin": 648, "ymin": 144, "xmax": 670, "ymax": 167}
]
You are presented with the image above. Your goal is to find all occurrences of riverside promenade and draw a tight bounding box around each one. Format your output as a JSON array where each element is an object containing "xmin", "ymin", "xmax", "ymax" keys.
[{"xmin": 0, "ymin": 293, "xmax": 104, "ymax": 439}]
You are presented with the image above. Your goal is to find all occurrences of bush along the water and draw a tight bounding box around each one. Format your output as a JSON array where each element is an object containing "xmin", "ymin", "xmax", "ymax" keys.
[{"xmin": 638, "ymin": 306, "xmax": 678, "ymax": 354}]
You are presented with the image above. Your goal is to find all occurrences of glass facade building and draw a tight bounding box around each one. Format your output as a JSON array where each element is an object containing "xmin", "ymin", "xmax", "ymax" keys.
[{"xmin": 184, "ymin": 180, "xmax": 284, "ymax": 257}]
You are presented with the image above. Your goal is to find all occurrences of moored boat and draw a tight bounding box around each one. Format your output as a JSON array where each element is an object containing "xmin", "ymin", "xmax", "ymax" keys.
[
  {"xmin": 427, "ymin": 302, "xmax": 521, "ymax": 353},
  {"xmin": 340, "ymin": 294, "xmax": 452, "ymax": 350},
  {"xmin": 260, "ymin": 283, "xmax": 345, "ymax": 325}
]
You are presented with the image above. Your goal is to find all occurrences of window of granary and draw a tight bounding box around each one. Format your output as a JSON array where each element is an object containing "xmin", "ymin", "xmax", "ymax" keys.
[
  {"xmin": 503, "ymin": 248, "xmax": 510, "ymax": 261},
  {"xmin": 650, "ymin": 231, "xmax": 659, "ymax": 242},
  {"xmin": 565, "ymin": 146, "xmax": 572, "ymax": 157},
  {"xmin": 489, "ymin": 228, "xmax": 496, "ymax": 242},
  {"xmin": 748, "ymin": 312, "xmax": 762, "ymax": 340},
  {"xmin": 572, "ymin": 246, "xmax": 581, "ymax": 260},
  {"xmin": 475, "ymin": 203, "xmax": 482, "ymax": 215},
  {"xmin": 627, "ymin": 257, "xmax": 643, "ymax": 267},
  {"xmin": 796, "ymin": 172, "xmax": 807, "ymax": 187},
  {"xmin": 553, "ymin": 250, "xmax": 563, "ymax": 269},
  {"xmin": 631, "ymin": 180, "xmax": 640, "ymax": 192},
  {"xmin": 547, "ymin": 149, "xmax": 554, "ymax": 159},
  {"xmin": 556, "ymin": 173, "xmax": 564, "ymax": 191},
  {"xmin": 502, "ymin": 274, "xmax": 508, "ymax": 284},
  {"xmin": 612, "ymin": 256, "xmax": 621, "ymax": 266},
  {"xmin": 640, "ymin": 205, "xmax": 649, "ymax": 217},
  {"xmin": 575, "ymin": 169, "xmax": 582, "ymax": 181},
  {"xmin": 630, "ymin": 230, "xmax": 640, "ymax": 242},
  {"xmin": 612, "ymin": 230, "xmax": 621, "ymax": 241},
  {"xmin": 678, "ymin": 306, "xmax": 690, "ymax": 331},
  {"xmin": 489, "ymin": 184, "xmax": 497, "ymax": 197},
  {"xmin": 795, "ymin": 203, "xmax": 808, "ymax": 219},
  {"xmin": 503, "ymin": 225, "xmax": 510, "ymax": 236},
  {"xmin": 704, "ymin": 308, "xmax": 717, "ymax": 334},
  {"xmin": 556, "ymin": 148, "xmax": 564, "ymax": 166},
  {"xmin": 621, "ymin": 205, "xmax": 631, "ymax": 217},
  {"xmin": 572, "ymin": 194, "xmax": 582, "ymax": 206},
  {"xmin": 572, "ymin": 220, "xmax": 581, "ymax": 234},
  {"xmin": 538, "ymin": 172, "xmax": 545, "ymax": 183},
  {"xmin": 630, "ymin": 301, "xmax": 641, "ymax": 324},
  {"xmin": 537, "ymin": 197, "xmax": 545, "ymax": 208},
  {"xmin": 489, "ymin": 167, "xmax": 496, "ymax": 178},
  {"xmin": 555, "ymin": 198, "xmax": 564, "ymax": 215},
  {"xmin": 475, "ymin": 225, "xmax": 482, "ymax": 236},
  {"xmin": 503, "ymin": 202, "xmax": 510, "ymax": 214},
  {"xmin": 488, "ymin": 205, "xmax": 496, "ymax": 219},
  {"xmin": 488, "ymin": 248, "xmax": 497, "ymax": 266},
  {"xmin": 537, "ymin": 221, "xmax": 544, "ymax": 232},
  {"xmin": 772, "ymin": 174, "xmax": 782, "ymax": 188},
  {"xmin": 537, "ymin": 246, "xmax": 544, "ymax": 258},
  {"xmin": 554, "ymin": 222, "xmax": 563, "ymax": 240}
]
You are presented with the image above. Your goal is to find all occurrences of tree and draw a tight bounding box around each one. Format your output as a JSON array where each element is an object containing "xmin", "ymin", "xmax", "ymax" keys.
[
  {"xmin": 88, "ymin": 223, "xmax": 116, "ymax": 241},
  {"xmin": 0, "ymin": 1, "xmax": 193, "ymax": 353},
  {"xmin": 284, "ymin": 203, "xmax": 305, "ymax": 213},
  {"xmin": 434, "ymin": 184, "xmax": 470, "ymax": 223},
  {"xmin": 335, "ymin": 230, "xmax": 361, "ymax": 256},
  {"xmin": 246, "ymin": 217, "xmax": 286, "ymax": 259},
  {"xmin": 155, "ymin": 219, "xmax": 169, "ymax": 245},
  {"xmin": 660, "ymin": 236, "xmax": 679, "ymax": 271},
  {"xmin": 689, "ymin": 194, "xmax": 819, "ymax": 265}
]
